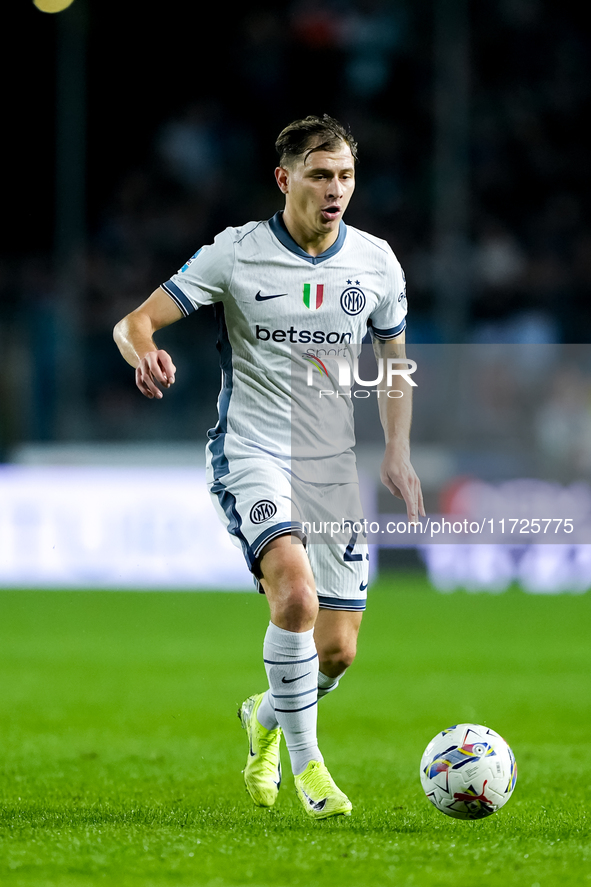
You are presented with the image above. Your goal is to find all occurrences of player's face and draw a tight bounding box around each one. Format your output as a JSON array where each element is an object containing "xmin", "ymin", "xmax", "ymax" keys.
[{"xmin": 278, "ymin": 143, "xmax": 356, "ymax": 239}]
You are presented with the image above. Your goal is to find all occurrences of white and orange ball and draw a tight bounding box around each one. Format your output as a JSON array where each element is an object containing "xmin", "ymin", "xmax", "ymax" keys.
[{"xmin": 420, "ymin": 723, "xmax": 517, "ymax": 820}]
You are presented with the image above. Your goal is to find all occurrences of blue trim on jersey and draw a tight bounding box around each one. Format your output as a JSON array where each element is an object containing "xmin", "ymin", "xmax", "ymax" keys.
[
  {"xmin": 161, "ymin": 280, "xmax": 195, "ymax": 317},
  {"xmin": 252, "ymin": 521, "xmax": 305, "ymax": 559},
  {"xmin": 370, "ymin": 318, "xmax": 407, "ymax": 340},
  {"xmin": 206, "ymin": 307, "xmax": 260, "ymax": 562},
  {"xmin": 207, "ymin": 304, "xmax": 233, "ymax": 481},
  {"xmin": 268, "ymin": 212, "xmax": 347, "ymax": 264},
  {"xmin": 210, "ymin": 479, "xmax": 254, "ymax": 569},
  {"xmin": 317, "ymin": 595, "xmax": 367, "ymax": 611},
  {"xmin": 236, "ymin": 219, "xmax": 265, "ymax": 245}
]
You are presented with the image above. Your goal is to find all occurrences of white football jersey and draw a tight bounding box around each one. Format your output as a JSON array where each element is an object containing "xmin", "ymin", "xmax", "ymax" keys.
[{"xmin": 161, "ymin": 212, "xmax": 407, "ymax": 480}]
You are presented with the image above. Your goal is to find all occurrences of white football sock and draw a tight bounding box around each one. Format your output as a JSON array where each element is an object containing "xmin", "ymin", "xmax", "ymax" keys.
[
  {"xmin": 256, "ymin": 689, "xmax": 277, "ymax": 731},
  {"xmin": 317, "ymin": 669, "xmax": 343, "ymax": 700},
  {"xmin": 262, "ymin": 622, "xmax": 322, "ymax": 776},
  {"xmin": 257, "ymin": 669, "xmax": 344, "ymax": 729}
]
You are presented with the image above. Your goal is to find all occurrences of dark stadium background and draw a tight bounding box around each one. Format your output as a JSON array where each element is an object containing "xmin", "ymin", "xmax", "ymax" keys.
[
  {"xmin": 2, "ymin": 11, "xmax": 591, "ymax": 885},
  {"xmin": 1, "ymin": 0, "xmax": 590, "ymax": 454}
]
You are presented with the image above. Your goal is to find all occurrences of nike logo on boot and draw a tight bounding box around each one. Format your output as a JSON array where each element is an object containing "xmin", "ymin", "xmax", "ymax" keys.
[{"xmin": 301, "ymin": 789, "xmax": 327, "ymax": 811}]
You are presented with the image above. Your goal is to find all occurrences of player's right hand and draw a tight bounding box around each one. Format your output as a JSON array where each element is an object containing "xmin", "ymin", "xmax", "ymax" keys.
[{"xmin": 135, "ymin": 350, "xmax": 176, "ymax": 399}]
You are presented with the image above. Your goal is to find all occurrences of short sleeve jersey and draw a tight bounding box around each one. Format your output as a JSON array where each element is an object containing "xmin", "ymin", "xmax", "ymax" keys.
[{"xmin": 161, "ymin": 212, "xmax": 407, "ymax": 474}]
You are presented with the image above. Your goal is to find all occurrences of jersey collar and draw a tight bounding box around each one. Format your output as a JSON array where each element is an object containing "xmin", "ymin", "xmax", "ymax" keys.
[{"xmin": 268, "ymin": 211, "xmax": 347, "ymax": 265}]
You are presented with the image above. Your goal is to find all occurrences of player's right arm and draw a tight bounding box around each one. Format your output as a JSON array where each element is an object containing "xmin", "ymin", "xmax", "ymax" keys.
[{"xmin": 113, "ymin": 287, "xmax": 182, "ymax": 399}]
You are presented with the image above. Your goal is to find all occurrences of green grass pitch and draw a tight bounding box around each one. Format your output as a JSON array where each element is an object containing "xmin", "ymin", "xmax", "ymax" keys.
[{"xmin": 1, "ymin": 574, "xmax": 590, "ymax": 886}]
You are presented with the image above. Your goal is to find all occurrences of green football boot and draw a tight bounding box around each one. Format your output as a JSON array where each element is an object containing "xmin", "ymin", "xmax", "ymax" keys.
[
  {"xmin": 294, "ymin": 761, "xmax": 353, "ymax": 819},
  {"xmin": 238, "ymin": 693, "xmax": 282, "ymax": 807}
]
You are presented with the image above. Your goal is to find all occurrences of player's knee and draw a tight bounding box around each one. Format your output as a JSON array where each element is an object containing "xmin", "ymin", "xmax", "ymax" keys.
[
  {"xmin": 259, "ymin": 536, "xmax": 318, "ymax": 630},
  {"xmin": 277, "ymin": 581, "xmax": 318, "ymax": 630},
  {"xmin": 265, "ymin": 576, "xmax": 318, "ymax": 632}
]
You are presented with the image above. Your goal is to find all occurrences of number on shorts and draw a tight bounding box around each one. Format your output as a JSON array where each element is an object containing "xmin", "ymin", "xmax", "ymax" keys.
[{"xmin": 344, "ymin": 525, "xmax": 363, "ymax": 562}]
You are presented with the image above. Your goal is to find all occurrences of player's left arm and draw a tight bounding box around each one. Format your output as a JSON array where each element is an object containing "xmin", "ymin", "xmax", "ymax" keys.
[{"xmin": 373, "ymin": 331, "xmax": 425, "ymax": 523}]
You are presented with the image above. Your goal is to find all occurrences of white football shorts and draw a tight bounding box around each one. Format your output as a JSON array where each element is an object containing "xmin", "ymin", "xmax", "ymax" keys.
[{"xmin": 206, "ymin": 452, "xmax": 369, "ymax": 611}]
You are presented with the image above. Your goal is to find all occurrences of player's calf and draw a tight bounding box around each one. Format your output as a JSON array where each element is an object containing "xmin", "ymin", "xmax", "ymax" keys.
[{"xmin": 262, "ymin": 622, "xmax": 322, "ymax": 776}]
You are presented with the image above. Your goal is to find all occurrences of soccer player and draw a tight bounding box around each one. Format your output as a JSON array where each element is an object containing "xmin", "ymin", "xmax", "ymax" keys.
[{"xmin": 113, "ymin": 115, "xmax": 424, "ymax": 819}]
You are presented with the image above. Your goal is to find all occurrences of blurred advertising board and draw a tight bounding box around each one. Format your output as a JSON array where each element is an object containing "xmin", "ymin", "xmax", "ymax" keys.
[{"xmin": 0, "ymin": 466, "xmax": 252, "ymax": 589}]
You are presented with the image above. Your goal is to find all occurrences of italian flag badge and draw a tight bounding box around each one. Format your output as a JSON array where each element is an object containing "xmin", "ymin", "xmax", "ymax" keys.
[{"xmin": 303, "ymin": 283, "xmax": 324, "ymax": 310}]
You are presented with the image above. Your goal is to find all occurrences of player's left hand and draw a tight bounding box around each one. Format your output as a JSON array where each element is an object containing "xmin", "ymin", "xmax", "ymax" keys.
[{"xmin": 380, "ymin": 442, "xmax": 425, "ymax": 524}]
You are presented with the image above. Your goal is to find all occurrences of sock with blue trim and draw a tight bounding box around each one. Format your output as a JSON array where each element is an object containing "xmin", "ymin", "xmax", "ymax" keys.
[
  {"xmin": 317, "ymin": 670, "xmax": 342, "ymax": 700},
  {"xmin": 262, "ymin": 621, "xmax": 322, "ymax": 776},
  {"xmin": 257, "ymin": 669, "xmax": 343, "ymax": 729}
]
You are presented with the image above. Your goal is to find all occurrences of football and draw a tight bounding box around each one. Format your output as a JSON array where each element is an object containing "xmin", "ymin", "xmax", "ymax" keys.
[{"xmin": 419, "ymin": 723, "xmax": 517, "ymax": 820}]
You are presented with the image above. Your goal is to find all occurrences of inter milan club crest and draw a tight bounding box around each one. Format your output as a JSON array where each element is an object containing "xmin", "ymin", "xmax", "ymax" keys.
[
  {"xmin": 340, "ymin": 285, "xmax": 366, "ymax": 316},
  {"xmin": 250, "ymin": 500, "xmax": 277, "ymax": 524},
  {"xmin": 303, "ymin": 283, "xmax": 324, "ymax": 310}
]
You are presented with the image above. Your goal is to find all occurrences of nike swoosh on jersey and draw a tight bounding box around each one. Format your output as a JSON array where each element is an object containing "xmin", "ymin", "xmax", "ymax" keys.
[
  {"xmin": 281, "ymin": 672, "xmax": 311, "ymax": 684},
  {"xmin": 255, "ymin": 291, "xmax": 288, "ymax": 301},
  {"xmin": 359, "ymin": 581, "xmax": 368, "ymax": 591}
]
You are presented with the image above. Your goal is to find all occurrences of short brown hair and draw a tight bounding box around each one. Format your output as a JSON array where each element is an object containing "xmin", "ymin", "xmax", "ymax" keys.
[{"xmin": 275, "ymin": 114, "xmax": 358, "ymax": 167}]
